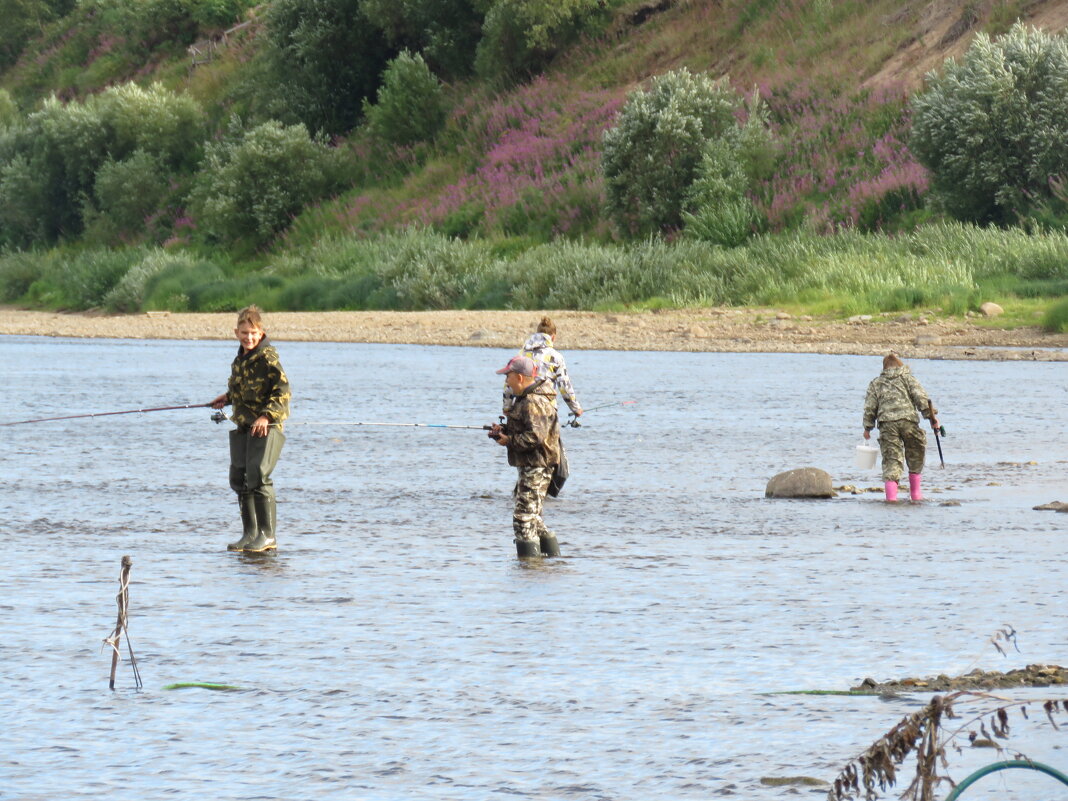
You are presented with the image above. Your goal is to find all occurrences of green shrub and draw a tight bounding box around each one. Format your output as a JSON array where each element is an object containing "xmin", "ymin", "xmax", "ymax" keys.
[
  {"xmin": 191, "ymin": 119, "xmax": 344, "ymax": 249},
  {"xmin": 191, "ymin": 0, "xmax": 250, "ymax": 29},
  {"xmin": 0, "ymin": 251, "xmax": 47, "ymax": 301},
  {"xmin": 475, "ymin": 0, "xmax": 610, "ymax": 85},
  {"xmin": 602, "ymin": 69, "xmax": 762, "ymax": 237},
  {"xmin": 23, "ymin": 248, "xmax": 146, "ymax": 309},
  {"xmin": 103, "ymin": 250, "xmax": 197, "ymax": 312},
  {"xmin": 683, "ymin": 199, "xmax": 761, "ymax": 247},
  {"xmin": 375, "ymin": 228, "xmax": 493, "ymax": 308},
  {"xmin": 258, "ymin": 0, "xmax": 392, "ymax": 135},
  {"xmin": 0, "ymin": 153, "xmax": 50, "ymax": 248},
  {"xmin": 125, "ymin": 0, "xmax": 199, "ymax": 55},
  {"xmin": 276, "ymin": 275, "xmax": 341, "ymax": 310},
  {"xmin": 98, "ymin": 82, "xmax": 204, "ymax": 171},
  {"xmin": 362, "ymin": 50, "xmax": 447, "ymax": 146},
  {"xmin": 0, "ymin": 84, "xmax": 203, "ymax": 247},
  {"xmin": 682, "ymin": 138, "xmax": 765, "ymax": 246},
  {"xmin": 183, "ymin": 273, "xmax": 285, "ymax": 311},
  {"xmin": 86, "ymin": 151, "xmax": 170, "ymax": 242},
  {"xmin": 358, "ymin": 0, "xmax": 485, "ymax": 78},
  {"xmin": 0, "ymin": 89, "xmax": 17, "ymax": 128},
  {"xmin": 0, "ymin": 0, "xmax": 73, "ymax": 70},
  {"xmin": 911, "ymin": 23, "xmax": 1068, "ymax": 224},
  {"xmin": 1042, "ymin": 297, "xmax": 1068, "ymax": 332},
  {"xmin": 507, "ymin": 239, "xmax": 730, "ymax": 309},
  {"xmin": 142, "ymin": 259, "xmax": 227, "ymax": 310}
]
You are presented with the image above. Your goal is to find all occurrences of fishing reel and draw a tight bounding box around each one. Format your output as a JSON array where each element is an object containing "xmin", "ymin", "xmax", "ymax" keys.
[
  {"xmin": 210, "ymin": 410, "xmax": 231, "ymax": 424},
  {"xmin": 566, "ymin": 414, "xmax": 581, "ymax": 428}
]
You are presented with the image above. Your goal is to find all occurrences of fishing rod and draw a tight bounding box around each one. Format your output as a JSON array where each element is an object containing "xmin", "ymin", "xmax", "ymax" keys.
[
  {"xmin": 294, "ymin": 421, "xmax": 492, "ymax": 431},
  {"xmin": 928, "ymin": 400, "xmax": 947, "ymax": 468},
  {"xmin": 210, "ymin": 411, "xmax": 490, "ymax": 430},
  {"xmin": 565, "ymin": 399, "xmax": 636, "ymax": 428},
  {"xmin": 0, "ymin": 402, "xmax": 213, "ymax": 427}
]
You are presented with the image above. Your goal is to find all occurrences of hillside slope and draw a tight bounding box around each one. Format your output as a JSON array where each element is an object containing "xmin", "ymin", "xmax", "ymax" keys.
[{"xmin": 6, "ymin": 0, "xmax": 1068, "ymax": 323}]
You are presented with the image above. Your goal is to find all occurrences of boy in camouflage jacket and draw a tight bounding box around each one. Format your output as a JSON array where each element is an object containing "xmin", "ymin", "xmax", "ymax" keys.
[
  {"xmin": 863, "ymin": 353, "xmax": 940, "ymax": 502},
  {"xmin": 210, "ymin": 305, "xmax": 291, "ymax": 552},
  {"xmin": 488, "ymin": 355, "xmax": 562, "ymax": 558}
]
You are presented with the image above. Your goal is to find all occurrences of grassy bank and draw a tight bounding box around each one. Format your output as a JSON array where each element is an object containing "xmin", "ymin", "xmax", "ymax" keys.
[{"xmin": 4, "ymin": 223, "xmax": 1068, "ymax": 331}]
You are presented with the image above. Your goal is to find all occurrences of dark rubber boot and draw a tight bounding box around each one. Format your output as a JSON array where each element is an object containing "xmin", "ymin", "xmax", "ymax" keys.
[
  {"xmin": 539, "ymin": 534, "xmax": 560, "ymax": 557},
  {"xmin": 244, "ymin": 491, "xmax": 277, "ymax": 552},
  {"xmin": 515, "ymin": 539, "xmax": 541, "ymax": 559},
  {"xmin": 227, "ymin": 494, "xmax": 258, "ymax": 551}
]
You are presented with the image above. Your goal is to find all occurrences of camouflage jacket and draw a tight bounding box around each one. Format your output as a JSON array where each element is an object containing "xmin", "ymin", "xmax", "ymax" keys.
[
  {"xmin": 503, "ymin": 377, "xmax": 560, "ymax": 468},
  {"xmin": 502, "ymin": 332, "xmax": 582, "ymax": 414},
  {"xmin": 863, "ymin": 366, "xmax": 935, "ymax": 430},
  {"xmin": 227, "ymin": 336, "xmax": 291, "ymax": 432}
]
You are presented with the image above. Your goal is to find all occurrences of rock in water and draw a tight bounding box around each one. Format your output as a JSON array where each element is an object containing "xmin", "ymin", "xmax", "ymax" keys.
[
  {"xmin": 765, "ymin": 467, "xmax": 836, "ymax": 498},
  {"xmin": 1034, "ymin": 500, "xmax": 1068, "ymax": 512}
]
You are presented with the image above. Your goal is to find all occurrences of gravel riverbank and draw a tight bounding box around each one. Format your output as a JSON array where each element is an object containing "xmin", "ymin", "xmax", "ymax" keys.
[{"xmin": 2, "ymin": 307, "xmax": 1066, "ymax": 361}]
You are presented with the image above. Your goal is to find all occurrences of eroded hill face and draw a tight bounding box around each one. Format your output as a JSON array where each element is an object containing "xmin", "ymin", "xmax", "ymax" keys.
[{"xmin": 866, "ymin": 0, "xmax": 1068, "ymax": 89}]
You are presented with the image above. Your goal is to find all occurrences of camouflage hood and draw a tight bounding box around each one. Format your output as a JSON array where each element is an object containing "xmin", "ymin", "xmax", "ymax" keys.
[{"xmin": 521, "ymin": 332, "xmax": 554, "ymax": 353}]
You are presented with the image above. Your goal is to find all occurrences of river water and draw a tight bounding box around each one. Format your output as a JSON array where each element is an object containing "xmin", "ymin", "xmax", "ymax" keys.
[{"xmin": 2, "ymin": 336, "xmax": 1066, "ymax": 800}]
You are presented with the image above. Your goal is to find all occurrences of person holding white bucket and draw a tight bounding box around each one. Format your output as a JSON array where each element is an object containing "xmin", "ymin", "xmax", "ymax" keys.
[{"xmin": 862, "ymin": 353, "xmax": 941, "ymax": 502}]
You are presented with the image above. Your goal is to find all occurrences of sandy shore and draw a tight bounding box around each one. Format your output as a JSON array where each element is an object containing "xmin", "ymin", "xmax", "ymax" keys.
[{"xmin": 2, "ymin": 307, "xmax": 1067, "ymax": 361}]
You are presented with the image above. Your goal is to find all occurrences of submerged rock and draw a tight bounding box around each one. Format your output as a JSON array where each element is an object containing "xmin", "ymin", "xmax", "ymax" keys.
[
  {"xmin": 835, "ymin": 484, "xmax": 883, "ymax": 495},
  {"xmin": 766, "ymin": 467, "xmax": 835, "ymax": 498},
  {"xmin": 850, "ymin": 664, "xmax": 1068, "ymax": 693},
  {"xmin": 1034, "ymin": 501, "xmax": 1068, "ymax": 512},
  {"xmin": 759, "ymin": 776, "xmax": 829, "ymax": 788}
]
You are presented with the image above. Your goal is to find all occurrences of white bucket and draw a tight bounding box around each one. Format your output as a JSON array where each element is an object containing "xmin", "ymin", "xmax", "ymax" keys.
[{"xmin": 854, "ymin": 441, "xmax": 879, "ymax": 470}]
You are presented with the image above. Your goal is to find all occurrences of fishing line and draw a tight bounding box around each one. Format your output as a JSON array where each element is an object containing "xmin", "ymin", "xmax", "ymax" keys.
[
  {"xmin": 210, "ymin": 400, "xmax": 638, "ymax": 430},
  {"xmin": 0, "ymin": 403, "xmax": 213, "ymax": 427}
]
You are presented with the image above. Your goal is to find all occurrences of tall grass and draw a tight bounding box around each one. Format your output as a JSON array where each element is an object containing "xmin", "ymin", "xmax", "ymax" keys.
[{"xmin": 5, "ymin": 224, "xmax": 1068, "ymax": 316}]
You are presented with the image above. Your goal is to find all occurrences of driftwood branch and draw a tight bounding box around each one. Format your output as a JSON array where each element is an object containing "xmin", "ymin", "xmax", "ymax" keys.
[
  {"xmin": 830, "ymin": 691, "xmax": 1068, "ymax": 801},
  {"xmin": 103, "ymin": 555, "xmax": 142, "ymax": 691}
]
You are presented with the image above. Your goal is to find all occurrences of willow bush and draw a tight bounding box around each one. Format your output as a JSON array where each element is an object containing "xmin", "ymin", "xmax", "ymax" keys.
[
  {"xmin": 912, "ymin": 23, "xmax": 1068, "ymax": 225},
  {"xmin": 602, "ymin": 69, "xmax": 771, "ymax": 238},
  {"xmin": 190, "ymin": 119, "xmax": 345, "ymax": 250},
  {"xmin": 6, "ymin": 224, "xmax": 1068, "ymax": 314}
]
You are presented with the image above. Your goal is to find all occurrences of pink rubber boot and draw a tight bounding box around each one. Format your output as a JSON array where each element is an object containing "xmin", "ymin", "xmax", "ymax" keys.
[
  {"xmin": 884, "ymin": 480, "xmax": 898, "ymax": 502},
  {"xmin": 909, "ymin": 473, "xmax": 922, "ymax": 501}
]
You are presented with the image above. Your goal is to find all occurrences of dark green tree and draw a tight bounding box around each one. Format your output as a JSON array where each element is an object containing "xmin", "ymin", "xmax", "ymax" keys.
[
  {"xmin": 0, "ymin": 0, "xmax": 75, "ymax": 70},
  {"xmin": 362, "ymin": 50, "xmax": 447, "ymax": 145},
  {"xmin": 261, "ymin": 0, "xmax": 393, "ymax": 135},
  {"xmin": 358, "ymin": 0, "xmax": 487, "ymax": 78}
]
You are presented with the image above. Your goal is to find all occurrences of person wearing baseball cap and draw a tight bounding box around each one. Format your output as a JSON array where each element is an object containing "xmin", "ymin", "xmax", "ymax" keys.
[{"xmin": 487, "ymin": 355, "xmax": 562, "ymax": 558}]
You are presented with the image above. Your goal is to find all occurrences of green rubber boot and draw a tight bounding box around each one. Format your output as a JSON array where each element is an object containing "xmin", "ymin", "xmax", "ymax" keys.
[
  {"xmin": 539, "ymin": 534, "xmax": 560, "ymax": 557},
  {"xmin": 227, "ymin": 494, "xmax": 258, "ymax": 551},
  {"xmin": 515, "ymin": 538, "xmax": 541, "ymax": 559},
  {"xmin": 244, "ymin": 491, "xmax": 277, "ymax": 552}
]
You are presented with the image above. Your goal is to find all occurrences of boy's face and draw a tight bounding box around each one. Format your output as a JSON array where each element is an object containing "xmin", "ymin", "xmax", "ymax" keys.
[
  {"xmin": 505, "ymin": 371, "xmax": 529, "ymax": 394},
  {"xmin": 235, "ymin": 321, "xmax": 265, "ymax": 352}
]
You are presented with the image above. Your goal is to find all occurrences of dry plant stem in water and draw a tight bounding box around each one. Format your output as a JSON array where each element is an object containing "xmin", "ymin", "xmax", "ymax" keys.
[{"xmin": 829, "ymin": 691, "xmax": 1068, "ymax": 801}]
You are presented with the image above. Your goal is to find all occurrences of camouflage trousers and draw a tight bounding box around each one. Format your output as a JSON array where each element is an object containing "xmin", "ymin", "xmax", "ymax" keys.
[
  {"xmin": 877, "ymin": 418, "xmax": 926, "ymax": 481},
  {"xmin": 513, "ymin": 465, "xmax": 554, "ymax": 543}
]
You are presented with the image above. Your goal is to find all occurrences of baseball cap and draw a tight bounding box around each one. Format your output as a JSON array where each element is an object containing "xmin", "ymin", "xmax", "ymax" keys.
[{"xmin": 495, "ymin": 355, "xmax": 538, "ymax": 377}]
